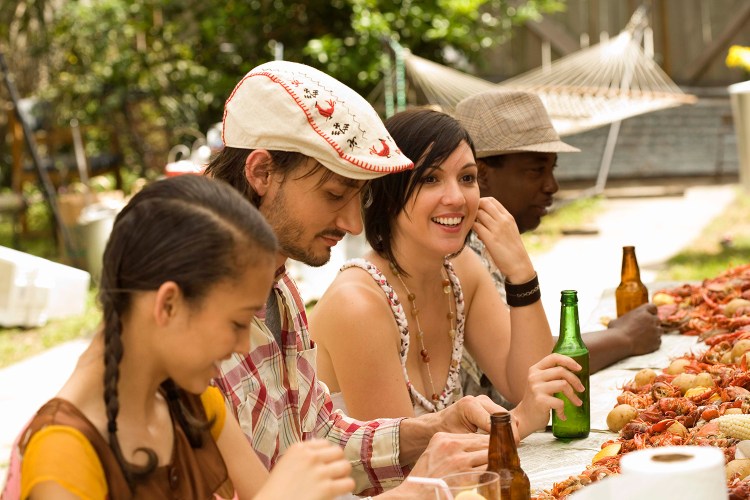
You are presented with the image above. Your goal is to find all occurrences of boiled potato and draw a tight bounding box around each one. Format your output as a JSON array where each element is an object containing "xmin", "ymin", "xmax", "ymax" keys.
[
  {"xmin": 726, "ymin": 458, "xmax": 750, "ymax": 481},
  {"xmin": 694, "ymin": 372, "xmax": 715, "ymax": 388},
  {"xmin": 732, "ymin": 340, "xmax": 750, "ymax": 361},
  {"xmin": 672, "ymin": 373, "xmax": 697, "ymax": 394},
  {"xmin": 652, "ymin": 292, "xmax": 676, "ymax": 306},
  {"xmin": 634, "ymin": 368, "xmax": 657, "ymax": 388},
  {"xmin": 606, "ymin": 404, "xmax": 638, "ymax": 432},
  {"xmin": 666, "ymin": 421, "xmax": 688, "ymax": 438},
  {"xmin": 665, "ymin": 358, "xmax": 691, "ymax": 375},
  {"xmin": 733, "ymin": 339, "xmax": 750, "ymax": 356},
  {"xmin": 725, "ymin": 298, "xmax": 750, "ymax": 317},
  {"xmin": 722, "ymin": 350, "xmax": 734, "ymax": 365}
]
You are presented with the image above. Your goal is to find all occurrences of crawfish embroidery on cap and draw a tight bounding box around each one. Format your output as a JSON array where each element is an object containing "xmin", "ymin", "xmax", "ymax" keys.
[
  {"xmin": 275, "ymin": 65, "xmax": 402, "ymax": 162},
  {"xmin": 369, "ymin": 138, "xmax": 391, "ymax": 158},
  {"xmin": 315, "ymin": 99, "xmax": 335, "ymax": 119},
  {"xmin": 221, "ymin": 60, "xmax": 413, "ymax": 179}
]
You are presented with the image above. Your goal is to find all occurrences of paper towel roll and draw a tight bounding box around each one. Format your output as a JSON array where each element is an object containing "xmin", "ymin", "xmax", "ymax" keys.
[{"xmin": 619, "ymin": 445, "xmax": 728, "ymax": 500}]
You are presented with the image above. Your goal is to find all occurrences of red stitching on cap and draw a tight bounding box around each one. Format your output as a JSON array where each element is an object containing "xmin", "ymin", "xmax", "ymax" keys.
[{"xmin": 225, "ymin": 70, "xmax": 412, "ymax": 174}]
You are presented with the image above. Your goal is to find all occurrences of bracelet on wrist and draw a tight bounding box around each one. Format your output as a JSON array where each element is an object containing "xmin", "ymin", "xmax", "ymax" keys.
[{"xmin": 505, "ymin": 273, "xmax": 541, "ymax": 307}]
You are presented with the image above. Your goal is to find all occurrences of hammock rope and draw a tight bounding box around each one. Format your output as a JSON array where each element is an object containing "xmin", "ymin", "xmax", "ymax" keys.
[{"xmin": 399, "ymin": 6, "xmax": 696, "ymax": 137}]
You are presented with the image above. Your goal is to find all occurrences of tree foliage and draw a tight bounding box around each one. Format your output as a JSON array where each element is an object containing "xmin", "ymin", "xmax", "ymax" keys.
[{"xmin": 1, "ymin": 0, "xmax": 565, "ymax": 175}]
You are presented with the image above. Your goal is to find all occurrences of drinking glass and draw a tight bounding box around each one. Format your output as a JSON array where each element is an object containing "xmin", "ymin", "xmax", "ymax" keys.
[{"xmin": 440, "ymin": 470, "xmax": 501, "ymax": 499}]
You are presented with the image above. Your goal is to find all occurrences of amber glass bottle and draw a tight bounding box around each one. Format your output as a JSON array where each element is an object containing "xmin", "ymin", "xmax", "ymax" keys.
[
  {"xmin": 487, "ymin": 412, "xmax": 530, "ymax": 500},
  {"xmin": 551, "ymin": 290, "xmax": 590, "ymax": 439},
  {"xmin": 615, "ymin": 245, "xmax": 649, "ymax": 317}
]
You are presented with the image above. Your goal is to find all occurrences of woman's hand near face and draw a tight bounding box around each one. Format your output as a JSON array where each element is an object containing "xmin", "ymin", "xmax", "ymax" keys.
[
  {"xmin": 511, "ymin": 353, "xmax": 585, "ymax": 438},
  {"xmin": 472, "ymin": 197, "xmax": 535, "ymax": 283}
]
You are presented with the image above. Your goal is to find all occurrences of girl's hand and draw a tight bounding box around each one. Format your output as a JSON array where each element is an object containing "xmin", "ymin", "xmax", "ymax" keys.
[
  {"xmin": 512, "ymin": 354, "xmax": 585, "ymax": 436},
  {"xmin": 255, "ymin": 439, "xmax": 355, "ymax": 500},
  {"xmin": 472, "ymin": 197, "xmax": 534, "ymax": 283}
]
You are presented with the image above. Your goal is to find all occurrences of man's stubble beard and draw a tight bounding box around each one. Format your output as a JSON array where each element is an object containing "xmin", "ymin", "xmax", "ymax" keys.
[{"xmin": 263, "ymin": 188, "xmax": 332, "ymax": 268}]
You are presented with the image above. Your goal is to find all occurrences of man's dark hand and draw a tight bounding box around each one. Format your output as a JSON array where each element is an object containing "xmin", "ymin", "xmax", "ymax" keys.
[{"xmin": 607, "ymin": 303, "xmax": 662, "ymax": 356}]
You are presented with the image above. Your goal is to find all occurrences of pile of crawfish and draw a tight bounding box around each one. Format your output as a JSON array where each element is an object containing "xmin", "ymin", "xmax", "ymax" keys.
[
  {"xmin": 657, "ymin": 264, "xmax": 750, "ymax": 338},
  {"xmin": 535, "ymin": 264, "xmax": 750, "ymax": 500}
]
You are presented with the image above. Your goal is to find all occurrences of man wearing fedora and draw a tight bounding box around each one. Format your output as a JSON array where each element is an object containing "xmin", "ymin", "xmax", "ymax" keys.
[
  {"xmin": 206, "ymin": 61, "xmax": 509, "ymax": 498},
  {"xmin": 454, "ymin": 90, "xmax": 662, "ymax": 403}
]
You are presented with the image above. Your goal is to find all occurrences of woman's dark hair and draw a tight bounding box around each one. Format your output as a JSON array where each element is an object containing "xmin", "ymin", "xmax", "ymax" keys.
[
  {"xmin": 364, "ymin": 108, "xmax": 475, "ymax": 275},
  {"xmin": 204, "ymin": 146, "xmax": 337, "ymax": 207},
  {"xmin": 98, "ymin": 174, "xmax": 277, "ymax": 488}
]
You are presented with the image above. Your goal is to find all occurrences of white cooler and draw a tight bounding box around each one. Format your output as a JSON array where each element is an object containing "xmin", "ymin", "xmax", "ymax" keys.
[{"xmin": 0, "ymin": 246, "xmax": 91, "ymax": 328}]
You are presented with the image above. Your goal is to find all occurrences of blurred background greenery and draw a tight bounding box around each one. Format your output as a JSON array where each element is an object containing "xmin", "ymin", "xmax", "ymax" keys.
[
  {"xmin": 0, "ymin": 0, "xmax": 565, "ymax": 182},
  {"xmin": 0, "ymin": 0, "xmax": 567, "ymax": 366}
]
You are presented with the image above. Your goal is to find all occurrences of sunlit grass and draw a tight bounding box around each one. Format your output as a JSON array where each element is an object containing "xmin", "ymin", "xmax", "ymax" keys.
[
  {"xmin": 0, "ymin": 288, "xmax": 100, "ymax": 369},
  {"xmin": 523, "ymin": 195, "xmax": 604, "ymax": 255},
  {"xmin": 658, "ymin": 187, "xmax": 750, "ymax": 281}
]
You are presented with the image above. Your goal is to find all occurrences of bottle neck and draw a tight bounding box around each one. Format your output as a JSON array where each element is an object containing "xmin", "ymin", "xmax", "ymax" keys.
[
  {"xmin": 489, "ymin": 416, "xmax": 521, "ymax": 468},
  {"xmin": 556, "ymin": 297, "xmax": 585, "ymax": 349},
  {"xmin": 621, "ymin": 248, "xmax": 641, "ymax": 281}
]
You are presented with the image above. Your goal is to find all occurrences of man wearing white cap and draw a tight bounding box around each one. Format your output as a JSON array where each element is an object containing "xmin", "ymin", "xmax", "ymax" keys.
[
  {"xmin": 454, "ymin": 90, "xmax": 662, "ymax": 403},
  {"xmin": 207, "ymin": 61, "xmax": 506, "ymax": 497}
]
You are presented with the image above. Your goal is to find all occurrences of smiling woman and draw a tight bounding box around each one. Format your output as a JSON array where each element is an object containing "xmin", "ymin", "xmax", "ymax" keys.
[{"xmin": 309, "ymin": 108, "xmax": 584, "ymax": 441}]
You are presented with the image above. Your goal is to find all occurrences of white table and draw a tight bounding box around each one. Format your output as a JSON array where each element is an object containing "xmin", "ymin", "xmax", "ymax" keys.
[{"xmin": 520, "ymin": 286, "xmax": 702, "ymax": 496}]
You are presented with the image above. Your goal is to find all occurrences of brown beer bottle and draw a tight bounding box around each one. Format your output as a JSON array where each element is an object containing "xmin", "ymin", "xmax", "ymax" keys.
[
  {"xmin": 615, "ymin": 245, "xmax": 648, "ymax": 317},
  {"xmin": 487, "ymin": 412, "xmax": 530, "ymax": 500}
]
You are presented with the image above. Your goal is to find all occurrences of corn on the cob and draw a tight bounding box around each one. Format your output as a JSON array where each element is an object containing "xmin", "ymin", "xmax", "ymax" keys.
[{"xmin": 716, "ymin": 414, "xmax": 750, "ymax": 439}]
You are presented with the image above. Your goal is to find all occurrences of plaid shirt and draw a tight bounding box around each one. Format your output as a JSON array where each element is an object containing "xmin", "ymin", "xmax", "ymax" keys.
[{"xmin": 214, "ymin": 266, "xmax": 407, "ymax": 496}]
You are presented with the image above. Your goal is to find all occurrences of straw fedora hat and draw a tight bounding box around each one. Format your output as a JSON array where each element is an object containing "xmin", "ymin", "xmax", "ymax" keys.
[{"xmin": 454, "ymin": 90, "xmax": 579, "ymax": 158}]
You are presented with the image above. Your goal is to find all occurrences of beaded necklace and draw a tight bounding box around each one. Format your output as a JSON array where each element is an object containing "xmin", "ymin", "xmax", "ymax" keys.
[{"xmin": 390, "ymin": 261, "xmax": 457, "ymax": 404}]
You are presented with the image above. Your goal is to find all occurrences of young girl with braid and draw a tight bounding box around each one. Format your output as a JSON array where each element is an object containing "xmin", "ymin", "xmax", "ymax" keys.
[{"xmin": 11, "ymin": 175, "xmax": 355, "ymax": 499}]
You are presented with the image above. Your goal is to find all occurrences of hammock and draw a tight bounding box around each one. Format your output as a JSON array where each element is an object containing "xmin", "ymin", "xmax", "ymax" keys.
[{"xmin": 401, "ymin": 7, "xmax": 697, "ymax": 137}]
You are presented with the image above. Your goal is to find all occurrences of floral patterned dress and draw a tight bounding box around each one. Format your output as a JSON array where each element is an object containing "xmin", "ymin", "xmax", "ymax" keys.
[{"xmin": 337, "ymin": 258, "xmax": 466, "ymax": 414}]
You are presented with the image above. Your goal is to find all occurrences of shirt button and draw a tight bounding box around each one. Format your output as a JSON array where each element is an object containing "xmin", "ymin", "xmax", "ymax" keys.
[{"xmin": 169, "ymin": 467, "xmax": 179, "ymax": 489}]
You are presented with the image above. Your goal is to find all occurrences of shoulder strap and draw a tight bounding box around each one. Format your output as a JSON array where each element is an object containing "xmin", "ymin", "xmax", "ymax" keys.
[
  {"xmin": 341, "ymin": 258, "xmax": 408, "ymax": 333},
  {"xmin": 18, "ymin": 399, "xmax": 134, "ymax": 500},
  {"xmin": 341, "ymin": 259, "xmax": 397, "ymax": 306}
]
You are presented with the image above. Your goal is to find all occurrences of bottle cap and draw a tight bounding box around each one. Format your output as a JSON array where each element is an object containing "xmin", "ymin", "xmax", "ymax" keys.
[
  {"xmin": 560, "ymin": 290, "xmax": 578, "ymax": 305},
  {"xmin": 491, "ymin": 412, "xmax": 511, "ymax": 423}
]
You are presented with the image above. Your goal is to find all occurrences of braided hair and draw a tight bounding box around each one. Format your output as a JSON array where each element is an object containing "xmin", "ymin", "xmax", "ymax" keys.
[{"xmin": 98, "ymin": 175, "xmax": 277, "ymax": 488}]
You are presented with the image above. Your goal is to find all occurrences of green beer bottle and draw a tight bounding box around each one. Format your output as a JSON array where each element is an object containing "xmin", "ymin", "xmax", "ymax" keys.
[{"xmin": 551, "ymin": 290, "xmax": 590, "ymax": 439}]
